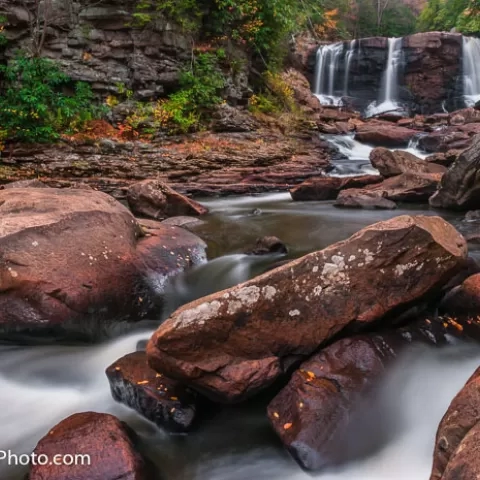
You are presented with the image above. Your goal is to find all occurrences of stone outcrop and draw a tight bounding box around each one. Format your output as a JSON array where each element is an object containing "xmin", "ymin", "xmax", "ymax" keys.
[
  {"xmin": 430, "ymin": 367, "xmax": 480, "ymax": 480},
  {"xmin": 126, "ymin": 179, "xmax": 208, "ymax": 220},
  {"xmin": 147, "ymin": 215, "xmax": 466, "ymax": 403},
  {"xmin": 430, "ymin": 135, "xmax": 480, "ymax": 210},
  {"xmin": 106, "ymin": 351, "xmax": 201, "ymax": 433},
  {"xmin": 290, "ymin": 175, "xmax": 382, "ymax": 201},
  {"xmin": 0, "ymin": 188, "xmax": 206, "ymax": 339},
  {"xmin": 370, "ymin": 148, "xmax": 446, "ymax": 177},
  {"xmin": 267, "ymin": 321, "xmax": 447, "ymax": 472},
  {"xmin": 29, "ymin": 412, "xmax": 151, "ymax": 480}
]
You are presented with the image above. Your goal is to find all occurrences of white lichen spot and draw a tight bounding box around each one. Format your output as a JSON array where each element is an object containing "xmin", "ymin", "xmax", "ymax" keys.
[
  {"xmin": 174, "ymin": 300, "xmax": 222, "ymax": 329},
  {"xmin": 348, "ymin": 255, "xmax": 356, "ymax": 262},
  {"xmin": 32, "ymin": 241, "xmax": 39, "ymax": 247},
  {"xmin": 395, "ymin": 261, "xmax": 418, "ymax": 276},
  {"xmin": 262, "ymin": 285, "xmax": 277, "ymax": 300},
  {"xmin": 313, "ymin": 285, "xmax": 323, "ymax": 296},
  {"xmin": 7, "ymin": 267, "xmax": 18, "ymax": 278},
  {"xmin": 363, "ymin": 249, "xmax": 374, "ymax": 264},
  {"xmin": 312, "ymin": 266, "xmax": 319, "ymax": 273},
  {"xmin": 222, "ymin": 293, "xmax": 230, "ymax": 299},
  {"xmin": 289, "ymin": 309, "xmax": 300, "ymax": 317},
  {"xmin": 232, "ymin": 285, "xmax": 261, "ymax": 307},
  {"xmin": 227, "ymin": 301, "xmax": 243, "ymax": 315},
  {"xmin": 358, "ymin": 263, "xmax": 364, "ymax": 268}
]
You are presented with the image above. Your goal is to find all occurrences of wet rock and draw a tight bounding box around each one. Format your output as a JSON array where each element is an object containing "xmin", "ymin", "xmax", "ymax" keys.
[
  {"xmin": 127, "ymin": 179, "xmax": 208, "ymax": 220},
  {"xmin": 147, "ymin": 215, "xmax": 466, "ymax": 403},
  {"xmin": 268, "ymin": 321, "xmax": 448, "ymax": 471},
  {"xmin": 355, "ymin": 124, "xmax": 417, "ymax": 147},
  {"xmin": 0, "ymin": 188, "xmax": 206, "ymax": 339},
  {"xmin": 426, "ymin": 150, "xmax": 460, "ymax": 168},
  {"xmin": 290, "ymin": 175, "xmax": 383, "ymax": 201},
  {"xmin": 245, "ymin": 236, "xmax": 288, "ymax": 255},
  {"xmin": 29, "ymin": 412, "xmax": 151, "ymax": 480},
  {"xmin": 430, "ymin": 135, "xmax": 480, "ymax": 210},
  {"xmin": 106, "ymin": 351, "xmax": 200, "ymax": 433},
  {"xmin": 440, "ymin": 273, "xmax": 480, "ymax": 318},
  {"xmin": 334, "ymin": 190, "xmax": 397, "ymax": 209},
  {"xmin": 370, "ymin": 147, "xmax": 446, "ymax": 177},
  {"xmin": 160, "ymin": 216, "xmax": 206, "ymax": 230},
  {"xmin": 430, "ymin": 367, "xmax": 480, "ymax": 480},
  {"xmin": 419, "ymin": 125, "xmax": 480, "ymax": 153}
]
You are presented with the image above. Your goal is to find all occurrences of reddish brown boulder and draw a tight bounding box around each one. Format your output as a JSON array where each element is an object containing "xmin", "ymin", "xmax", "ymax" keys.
[
  {"xmin": 426, "ymin": 150, "xmax": 460, "ymax": 168},
  {"xmin": 334, "ymin": 190, "xmax": 397, "ymax": 209},
  {"xmin": 430, "ymin": 135, "xmax": 480, "ymax": 210},
  {"xmin": 0, "ymin": 188, "xmax": 206, "ymax": 338},
  {"xmin": 290, "ymin": 175, "xmax": 383, "ymax": 201},
  {"xmin": 370, "ymin": 147, "xmax": 446, "ymax": 177},
  {"xmin": 268, "ymin": 321, "xmax": 448, "ymax": 471},
  {"xmin": 127, "ymin": 179, "xmax": 208, "ymax": 220},
  {"xmin": 29, "ymin": 412, "xmax": 151, "ymax": 480},
  {"xmin": 440, "ymin": 273, "xmax": 480, "ymax": 317},
  {"xmin": 106, "ymin": 351, "xmax": 200, "ymax": 433},
  {"xmin": 419, "ymin": 126, "xmax": 480, "ymax": 153},
  {"xmin": 147, "ymin": 215, "xmax": 466, "ymax": 403},
  {"xmin": 430, "ymin": 368, "xmax": 480, "ymax": 480},
  {"xmin": 355, "ymin": 124, "xmax": 417, "ymax": 147}
]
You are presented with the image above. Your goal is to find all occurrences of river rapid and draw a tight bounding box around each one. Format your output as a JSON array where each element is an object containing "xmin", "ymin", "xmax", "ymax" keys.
[{"xmin": 1, "ymin": 138, "xmax": 480, "ymax": 480}]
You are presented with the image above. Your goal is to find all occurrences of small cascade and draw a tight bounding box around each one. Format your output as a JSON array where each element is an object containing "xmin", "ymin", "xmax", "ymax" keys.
[
  {"xmin": 343, "ymin": 39, "xmax": 357, "ymax": 97},
  {"xmin": 463, "ymin": 36, "xmax": 480, "ymax": 107},
  {"xmin": 314, "ymin": 42, "xmax": 344, "ymax": 105},
  {"xmin": 365, "ymin": 37, "xmax": 404, "ymax": 117}
]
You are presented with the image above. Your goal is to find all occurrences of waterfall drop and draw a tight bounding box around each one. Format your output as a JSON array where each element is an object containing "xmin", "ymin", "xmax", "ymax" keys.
[
  {"xmin": 463, "ymin": 36, "xmax": 480, "ymax": 107},
  {"xmin": 314, "ymin": 42, "xmax": 344, "ymax": 105}
]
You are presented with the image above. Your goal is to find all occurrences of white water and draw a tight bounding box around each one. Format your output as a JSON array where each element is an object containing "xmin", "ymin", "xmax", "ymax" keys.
[
  {"xmin": 324, "ymin": 134, "xmax": 428, "ymax": 176},
  {"xmin": 343, "ymin": 39, "xmax": 357, "ymax": 98},
  {"xmin": 314, "ymin": 42, "xmax": 345, "ymax": 106},
  {"xmin": 463, "ymin": 36, "xmax": 480, "ymax": 107},
  {"xmin": 365, "ymin": 38, "xmax": 404, "ymax": 117}
]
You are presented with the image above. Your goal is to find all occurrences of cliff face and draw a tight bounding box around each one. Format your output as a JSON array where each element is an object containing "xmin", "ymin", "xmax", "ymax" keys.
[{"xmin": 0, "ymin": 0, "xmax": 249, "ymax": 103}]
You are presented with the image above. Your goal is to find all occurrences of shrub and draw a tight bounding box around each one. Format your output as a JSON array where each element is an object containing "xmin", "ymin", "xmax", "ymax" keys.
[{"xmin": 0, "ymin": 57, "xmax": 105, "ymax": 143}]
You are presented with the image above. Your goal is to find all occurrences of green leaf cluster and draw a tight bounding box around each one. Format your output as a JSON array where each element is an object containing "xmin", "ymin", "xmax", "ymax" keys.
[{"xmin": 0, "ymin": 57, "xmax": 105, "ymax": 143}]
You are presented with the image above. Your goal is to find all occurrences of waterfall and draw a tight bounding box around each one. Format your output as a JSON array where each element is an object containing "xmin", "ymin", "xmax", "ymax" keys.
[
  {"xmin": 365, "ymin": 37, "xmax": 404, "ymax": 117},
  {"xmin": 314, "ymin": 42, "xmax": 344, "ymax": 105},
  {"xmin": 343, "ymin": 39, "xmax": 357, "ymax": 97},
  {"xmin": 463, "ymin": 36, "xmax": 480, "ymax": 107}
]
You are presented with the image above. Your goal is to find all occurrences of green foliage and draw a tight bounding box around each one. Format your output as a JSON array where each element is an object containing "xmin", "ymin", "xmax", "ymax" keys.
[
  {"xmin": 417, "ymin": 0, "xmax": 480, "ymax": 34},
  {"xmin": 0, "ymin": 57, "xmax": 105, "ymax": 143},
  {"xmin": 0, "ymin": 15, "xmax": 8, "ymax": 47}
]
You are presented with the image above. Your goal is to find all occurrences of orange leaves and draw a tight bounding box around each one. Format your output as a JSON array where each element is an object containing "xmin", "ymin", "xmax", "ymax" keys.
[{"xmin": 283, "ymin": 423, "xmax": 293, "ymax": 430}]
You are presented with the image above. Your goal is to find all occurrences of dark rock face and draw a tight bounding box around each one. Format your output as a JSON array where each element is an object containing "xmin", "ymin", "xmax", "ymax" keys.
[
  {"xmin": 0, "ymin": 1, "xmax": 249, "ymax": 104},
  {"xmin": 245, "ymin": 236, "xmax": 288, "ymax": 256},
  {"xmin": 403, "ymin": 32, "xmax": 463, "ymax": 114},
  {"xmin": 147, "ymin": 215, "xmax": 466, "ymax": 403},
  {"xmin": 290, "ymin": 175, "xmax": 382, "ymax": 201},
  {"xmin": 430, "ymin": 367, "xmax": 480, "ymax": 480},
  {"xmin": 0, "ymin": 188, "xmax": 206, "ymax": 339},
  {"xmin": 29, "ymin": 412, "xmax": 151, "ymax": 480},
  {"xmin": 430, "ymin": 135, "xmax": 480, "ymax": 210},
  {"xmin": 370, "ymin": 147, "xmax": 446, "ymax": 177},
  {"xmin": 106, "ymin": 351, "xmax": 200, "ymax": 433},
  {"xmin": 419, "ymin": 125, "xmax": 480, "ymax": 153},
  {"xmin": 127, "ymin": 179, "xmax": 208, "ymax": 220},
  {"xmin": 267, "ymin": 321, "xmax": 447, "ymax": 472}
]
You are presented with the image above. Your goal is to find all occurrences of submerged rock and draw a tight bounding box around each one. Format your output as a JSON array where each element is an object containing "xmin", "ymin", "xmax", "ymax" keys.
[
  {"xmin": 430, "ymin": 135, "xmax": 480, "ymax": 210},
  {"xmin": 290, "ymin": 175, "xmax": 382, "ymax": 201},
  {"xmin": 127, "ymin": 179, "xmax": 208, "ymax": 220},
  {"xmin": 106, "ymin": 351, "xmax": 200, "ymax": 433},
  {"xmin": 370, "ymin": 147, "xmax": 446, "ymax": 177},
  {"xmin": 245, "ymin": 236, "xmax": 288, "ymax": 256},
  {"xmin": 267, "ymin": 321, "xmax": 447, "ymax": 472},
  {"xmin": 0, "ymin": 188, "xmax": 206, "ymax": 339},
  {"xmin": 29, "ymin": 412, "xmax": 151, "ymax": 480},
  {"xmin": 147, "ymin": 215, "xmax": 466, "ymax": 403},
  {"xmin": 430, "ymin": 367, "xmax": 480, "ymax": 480}
]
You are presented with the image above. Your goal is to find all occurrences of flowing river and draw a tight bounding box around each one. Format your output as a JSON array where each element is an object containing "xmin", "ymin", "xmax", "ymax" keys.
[{"xmin": 1, "ymin": 191, "xmax": 480, "ymax": 480}]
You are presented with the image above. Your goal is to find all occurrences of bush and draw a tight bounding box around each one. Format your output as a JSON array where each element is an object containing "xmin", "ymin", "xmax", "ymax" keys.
[{"xmin": 0, "ymin": 57, "xmax": 104, "ymax": 143}]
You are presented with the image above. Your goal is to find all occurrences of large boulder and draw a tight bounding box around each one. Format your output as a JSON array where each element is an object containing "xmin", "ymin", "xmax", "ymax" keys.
[
  {"xmin": 334, "ymin": 190, "xmax": 397, "ymax": 209},
  {"xmin": 29, "ymin": 412, "xmax": 151, "ymax": 480},
  {"xmin": 355, "ymin": 125, "xmax": 417, "ymax": 147},
  {"xmin": 147, "ymin": 215, "xmax": 466, "ymax": 403},
  {"xmin": 369, "ymin": 147, "xmax": 446, "ymax": 177},
  {"xmin": 0, "ymin": 188, "xmax": 206, "ymax": 338},
  {"xmin": 267, "ymin": 321, "xmax": 448, "ymax": 471},
  {"xmin": 337, "ymin": 172, "xmax": 442, "ymax": 205},
  {"xmin": 430, "ymin": 367, "xmax": 480, "ymax": 480},
  {"xmin": 106, "ymin": 351, "xmax": 201, "ymax": 433},
  {"xmin": 127, "ymin": 180, "xmax": 208, "ymax": 220},
  {"xmin": 430, "ymin": 135, "xmax": 480, "ymax": 210},
  {"xmin": 290, "ymin": 175, "xmax": 382, "ymax": 201}
]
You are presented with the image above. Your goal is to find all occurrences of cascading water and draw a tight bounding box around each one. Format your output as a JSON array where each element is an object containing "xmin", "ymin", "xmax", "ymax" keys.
[
  {"xmin": 365, "ymin": 37, "xmax": 404, "ymax": 117},
  {"xmin": 314, "ymin": 42, "xmax": 344, "ymax": 105},
  {"xmin": 463, "ymin": 36, "xmax": 480, "ymax": 107},
  {"xmin": 343, "ymin": 39, "xmax": 357, "ymax": 98}
]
